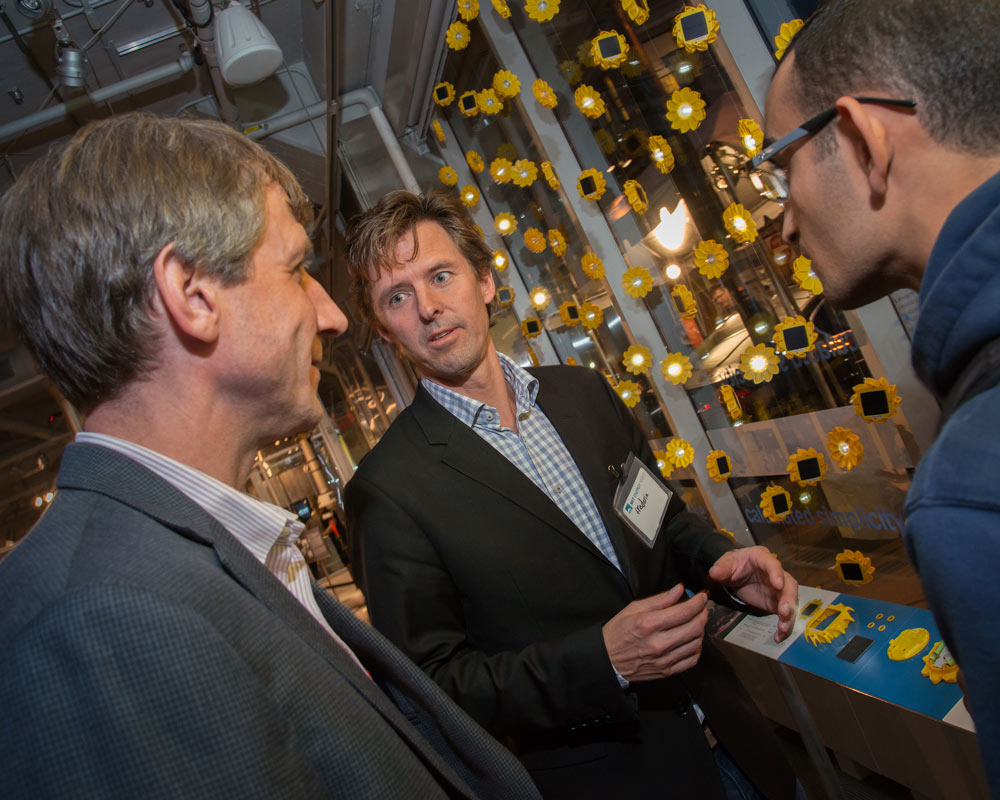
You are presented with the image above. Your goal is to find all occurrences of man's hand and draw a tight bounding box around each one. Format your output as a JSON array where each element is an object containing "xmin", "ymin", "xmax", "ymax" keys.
[
  {"xmin": 602, "ymin": 584, "xmax": 708, "ymax": 683},
  {"xmin": 708, "ymin": 546, "xmax": 798, "ymax": 642}
]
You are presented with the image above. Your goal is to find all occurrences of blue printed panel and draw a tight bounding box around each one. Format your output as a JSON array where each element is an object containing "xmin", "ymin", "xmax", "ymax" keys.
[{"xmin": 779, "ymin": 595, "xmax": 963, "ymax": 720}]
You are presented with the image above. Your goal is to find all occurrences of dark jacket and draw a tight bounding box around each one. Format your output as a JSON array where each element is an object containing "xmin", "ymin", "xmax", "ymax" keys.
[
  {"xmin": 0, "ymin": 443, "xmax": 541, "ymax": 800},
  {"xmin": 347, "ymin": 365, "xmax": 796, "ymax": 799}
]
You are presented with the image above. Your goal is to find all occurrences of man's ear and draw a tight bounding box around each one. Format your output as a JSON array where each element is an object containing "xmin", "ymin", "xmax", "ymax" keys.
[
  {"xmin": 479, "ymin": 268, "xmax": 496, "ymax": 305},
  {"xmin": 835, "ymin": 96, "xmax": 893, "ymax": 197},
  {"xmin": 152, "ymin": 244, "xmax": 221, "ymax": 344}
]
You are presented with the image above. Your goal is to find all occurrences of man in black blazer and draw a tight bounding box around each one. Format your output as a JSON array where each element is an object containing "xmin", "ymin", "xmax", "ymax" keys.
[
  {"xmin": 0, "ymin": 114, "xmax": 540, "ymax": 800},
  {"xmin": 345, "ymin": 190, "xmax": 801, "ymax": 798}
]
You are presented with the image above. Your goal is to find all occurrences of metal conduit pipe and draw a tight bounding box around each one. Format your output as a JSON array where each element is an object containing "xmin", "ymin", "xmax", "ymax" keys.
[
  {"xmin": 187, "ymin": 0, "xmax": 239, "ymax": 124},
  {"xmin": 0, "ymin": 52, "xmax": 195, "ymax": 144},
  {"xmin": 245, "ymin": 101, "xmax": 326, "ymax": 140},
  {"xmin": 340, "ymin": 86, "xmax": 420, "ymax": 194}
]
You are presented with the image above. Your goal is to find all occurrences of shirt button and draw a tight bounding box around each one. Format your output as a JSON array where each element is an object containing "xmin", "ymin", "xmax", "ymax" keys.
[
  {"xmin": 485, "ymin": 413, "xmax": 494, "ymax": 421},
  {"xmin": 554, "ymin": 486, "xmax": 562, "ymax": 494}
]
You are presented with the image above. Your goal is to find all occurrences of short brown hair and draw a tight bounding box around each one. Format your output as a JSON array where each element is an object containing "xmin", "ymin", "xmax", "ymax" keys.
[
  {"xmin": 0, "ymin": 112, "xmax": 311, "ymax": 414},
  {"xmin": 345, "ymin": 189, "xmax": 494, "ymax": 328}
]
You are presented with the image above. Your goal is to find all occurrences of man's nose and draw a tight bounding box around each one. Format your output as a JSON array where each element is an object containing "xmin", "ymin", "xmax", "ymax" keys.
[
  {"xmin": 414, "ymin": 285, "xmax": 441, "ymax": 322},
  {"xmin": 781, "ymin": 204, "xmax": 799, "ymax": 246},
  {"xmin": 307, "ymin": 275, "xmax": 348, "ymax": 338}
]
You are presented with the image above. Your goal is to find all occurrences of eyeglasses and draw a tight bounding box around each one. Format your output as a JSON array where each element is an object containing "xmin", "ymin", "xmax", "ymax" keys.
[{"xmin": 748, "ymin": 97, "xmax": 917, "ymax": 203}]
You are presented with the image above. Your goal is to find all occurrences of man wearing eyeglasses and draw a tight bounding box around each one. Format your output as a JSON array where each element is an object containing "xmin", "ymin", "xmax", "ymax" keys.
[{"xmin": 755, "ymin": 0, "xmax": 1000, "ymax": 792}]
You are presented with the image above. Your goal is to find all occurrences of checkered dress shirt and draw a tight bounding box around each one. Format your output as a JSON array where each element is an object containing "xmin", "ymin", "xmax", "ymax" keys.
[{"xmin": 424, "ymin": 354, "xmax": 622, "ymax": 571}]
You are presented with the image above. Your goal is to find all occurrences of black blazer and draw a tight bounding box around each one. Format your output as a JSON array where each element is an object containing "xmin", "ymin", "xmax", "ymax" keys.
[
  {"xmin": 0, "ymin": 443, "xmax": 540, "ymax": 800},
  {"xmin": 347, "ymin": 366, "xmax": 796, "ymax": 799}
]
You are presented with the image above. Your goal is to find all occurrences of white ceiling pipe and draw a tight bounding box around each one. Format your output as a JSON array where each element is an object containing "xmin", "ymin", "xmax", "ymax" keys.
[
  {"xmin": 340, "ymin": 86, "xmax": 420, "ymax": 194},
  {"xmin": 0, "ymin": 52, "xmax": 195, "ymax": 144}
]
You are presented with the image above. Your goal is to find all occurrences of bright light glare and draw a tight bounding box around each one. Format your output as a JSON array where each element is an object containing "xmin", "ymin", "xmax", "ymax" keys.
[
  {"xmin": 665, "ymin": 263, "xmax": 681, "ymax": 280},
  {"xmin": 743, "ymin": 135, "xmax": 756, "ymax": 149},
  {"xmin": 678, "ymin": 103, "xmax": 692, "ymax": 118},
  {"xmin": 651, "ymin": 201, "xmax": 689, "ymax": 251},
  {"xmin": 732, "ymin": 217, "xmax": 747, "ymax": 230},
  {"xmin": 632, "ymin": 354, "xmax": 645, "ymax": 366},
  {"xmin": 534, "ymin": 292, "xmax": 547, "ymax": 305},
  {"xmin": 667, "ymin": 362, "xmax": 682, "ymax": 376},
  {"xmin": 750, "ymin": 355, "xmax": 768, "ymax": 371},
  {"xmin": 839, "ymin": 442, "xmax": 851, "ymax": 454},
  {"xmin": 799, "ymin": 491, "xmax": 812, "ymax": 504}
]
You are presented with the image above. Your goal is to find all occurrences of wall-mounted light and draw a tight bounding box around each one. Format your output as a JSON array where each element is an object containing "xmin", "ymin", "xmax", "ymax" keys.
[{"xmin": 215, "ymin": 1, "xmax": 283, "ymax": 87}]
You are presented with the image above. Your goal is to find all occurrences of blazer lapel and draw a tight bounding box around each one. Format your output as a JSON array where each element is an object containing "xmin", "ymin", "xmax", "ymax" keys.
[
  {"xmin": 410, "ymin": 386, "xmax": 614, "ymax": 566},
  {"xmin": 56, "ymin": 444, "xmax": 479, "ymax": 797}
]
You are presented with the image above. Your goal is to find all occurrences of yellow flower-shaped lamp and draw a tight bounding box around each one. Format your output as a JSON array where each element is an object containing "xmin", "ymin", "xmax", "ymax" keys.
[
  {"xmin": 512, "ymin": 159, "xmax": 537, "ymax": 187},
  {"xmin": 524, "ymin": 227, "xmax": 546, "ymax": 253},
  {"xmin": 439, "ymin": 166, "xmax": 458, "ymax": 186},
  {"xmin": 457, "ymin": 0, "xmax": 479, "ymax": 21},
  {"xmin": 541, "ymin": 161, "xmax": 560, "ymax": 189},
  {"xmin": 740, "ymin": 343, "xmax": 780, "ymax": 384},
  {"xmin": 722, "ymin": 202, "xmax": 758, "ymax": 244},
  {"xmin": 521, "ymin": 317, "xmax": 543, "ymax": 338},
  {"xmin": 787, "ymin": 447, "xmax": 826, "ymax": 487},
  {"xmin": 653, "ymin": 449, "xmax": 674, "ymax": 479},
  {"xmin": 580, "ymin": 252, "xmax": 604, "ymax": 279},
  {"xmin": 773, "ymin": 315, "xmax": 817, "ymax": 358},
  {"xmin": 559, "ymin": 59, "xmax": 582, "ymax": 85},
  {"xmin": 738, "ymin": 118, "xmax": 764, "ymax": 156},
  {"xmin": 760, "ymin": 485, "xmax": 792, "ymax": 522},
  {"xmin": 533, "ymin": 78, "xmax": 558, "ymax": 108},
  {"xmin": 623, "ymin": 180, "xmax": 648, "ymax": 214},
  {"xmin": 595, "ymin": 129, "xmax": 616, "ymax": 155},
  {"xmin": 575, "ymin": 85, "xmax": 607, "ymax": 119},
  {"xmin": 616, "ymin": 379, "xmax": 641, "ymax": 408},
  {"xmin": 494, "ymin": 212, "xmax": 517, "ymax": 236},
  {"xmin": 673, "ymin": 4, "xmax": 720, "ymax": 52},
  {"xmin": 577, "ymin": 168, "xmax": 607, "ymax": 201},
  {"xmin": 826, "ymin": 426, "xmax": 862, "ymax": 470},
  {"xmin": 623, "ymin": 266, "xmax": 654, "ymax": 299},
  {"xmin": 648, "ymin": 135, "xmax": 675, "ymax": 174},
  {"xmin": 719, "ymin": 384, "xmax": 743, "ymax": 420},
  {"xmin": 887, "ymin": 627, "xmax": 930, "ymax": 661},
  {"xmin": 446, "ymin": 21, "xmax": 471, "ymax": 50},
  {"xmin": 478, "ymin": 89, "xmax": 503, "ymax": 115},
  {"xmin": 431, "ymin": 119, "xmax": 446, "ymax": 142},
  {"xmin": 492, "ymin": 250, "xmax": 509, "ymax": 271},
  {"xmin": 493, "ymin": 70, "xmax": 520, "ymax": 98},
  {"xmin": 490, "ymin": 157, "xmax": 514, "ymax": 184},
  {"xmin": 774, "ymin": 19, "xmax": 804, "ymax": 61},
  {"xmin": 621, "ymin": 0, "xmax": 649, "ymax": 25},
  {"xmin": 591, "ymin": 30, "xmax": 629, "ymax": 69},
  {"xmin": 559, "ymin": 301, "xmax": 581, "ymax": 327},
  {"xmin": 466, "ymin": 150, "xmax": 485, "ymax": 173},
  {"xmin": 660, "ymin": 352, "xmax": 693, "ymax": 385},
  {"xmin": 529, "ymin": 286, "xmax": 551, "ymax": 311},
  {"xmin": 495, "ymin": 285, "xmax": 515, "ymax": 307},
  {"xmin": 665, "ymin": 437, "xmax": 695, "ymax": 468},
  {"xmin": 793, "ymin": 255, "xmax": 823, "ymax": 295},
  {"xmin": 622, "ymin": 344, "xmax": 652, "ymax": 375},
  {"xmin": 491, "ymin": 0, "xmax": 511, "ymax": 18},
  {"xmin": 706, "ymin": 449, "xmax": 732, "ymax": 482},
  {"xmin": 525, "ymin": 0, "xmax": 559, "ymax": 23},
  {"xmin": 693, "ymin": 239, "xmax": 729, "ymax": 279},
  {"xmin": 670, "ymin": 284, "xmax": 698, "ymax": 319},
  {"xmin": 433, "ymin": 82, "xmax": 455, "ymax": 107},
  {"xmin": 921, "ymin": 641, "xmax": 960, "ymax": 685},
  {"xmin": 580, "ymin": 301, "xmax": 603, "ymax": 330},
  {"xmin": 849, "ymin": 377, "xmax": 901, "ymax": 423},
  {"xmin": 497, "ymin": 142, "xmax": 518, "ymax": 161},
  {"xmin": 666, "ymin": 87, "xmax": 707, "ymax": 133},
  {"xmin": 803, "ymin": 602, "xmax": 854, "ymax": 647},
  {"xmin": 458, "ymin": 90, "xmax": 480, "ymax": 117},
  {"xmin": 460, "ymin": 185, "xmax": 480, "ymax": 207},
  {"xmin": 547, "ymin": 229, "xmax": 567, "ymax": 256},
  {"xmin": 834, "ymin": 549, "xmax": 875, "ymax": 586}
]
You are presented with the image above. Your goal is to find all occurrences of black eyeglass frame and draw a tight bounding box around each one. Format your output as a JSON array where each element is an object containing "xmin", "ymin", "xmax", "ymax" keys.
[{"xmin": 750, "ymin": 97, "xmax": 917, "ymax": 170}]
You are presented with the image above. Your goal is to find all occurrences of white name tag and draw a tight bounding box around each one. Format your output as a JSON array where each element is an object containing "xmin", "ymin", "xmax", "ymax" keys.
[{"xmin": 613, "ymin": 452, "xmax": 672, "ymax": 548}]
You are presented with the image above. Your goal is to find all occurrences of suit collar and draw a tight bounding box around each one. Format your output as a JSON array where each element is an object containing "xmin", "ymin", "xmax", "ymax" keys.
[{"xmin": 407, "ymin": 382, "xmax": 626, "ymax": 575}]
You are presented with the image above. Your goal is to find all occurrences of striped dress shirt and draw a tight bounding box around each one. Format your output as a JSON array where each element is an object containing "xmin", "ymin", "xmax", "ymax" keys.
[
  {"xmin": 75, "ymin": 432, "xmax": 367, "ymax": 674},
  {"xmin": 424, "ymin": 353, "xmax": 622, "ymax": 571}
]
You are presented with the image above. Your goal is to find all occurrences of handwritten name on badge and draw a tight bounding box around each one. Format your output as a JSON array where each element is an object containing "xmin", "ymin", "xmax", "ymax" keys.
[{"xmin": 615, "ymin": 453, "xmax": 672, "ymax": 547}]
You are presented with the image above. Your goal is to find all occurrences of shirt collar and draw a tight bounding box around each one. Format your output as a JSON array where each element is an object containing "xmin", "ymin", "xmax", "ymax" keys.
[
  {"xmin": 423, "ymin": 352, "xmax": 538, "ymax": 429},
  {"xmin": 75, "ymin": 432, "xmax": 301, "ymax": 565}
]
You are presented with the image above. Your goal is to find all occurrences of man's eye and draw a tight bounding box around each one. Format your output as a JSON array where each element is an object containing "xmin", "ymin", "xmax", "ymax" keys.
[
  {"xmin": 432, "ymin": 271, "xmax": 452, "ymax": 284},
  {"xmin": 388, "ymin": 292, "xmax": 406, "ymax": 307}
]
